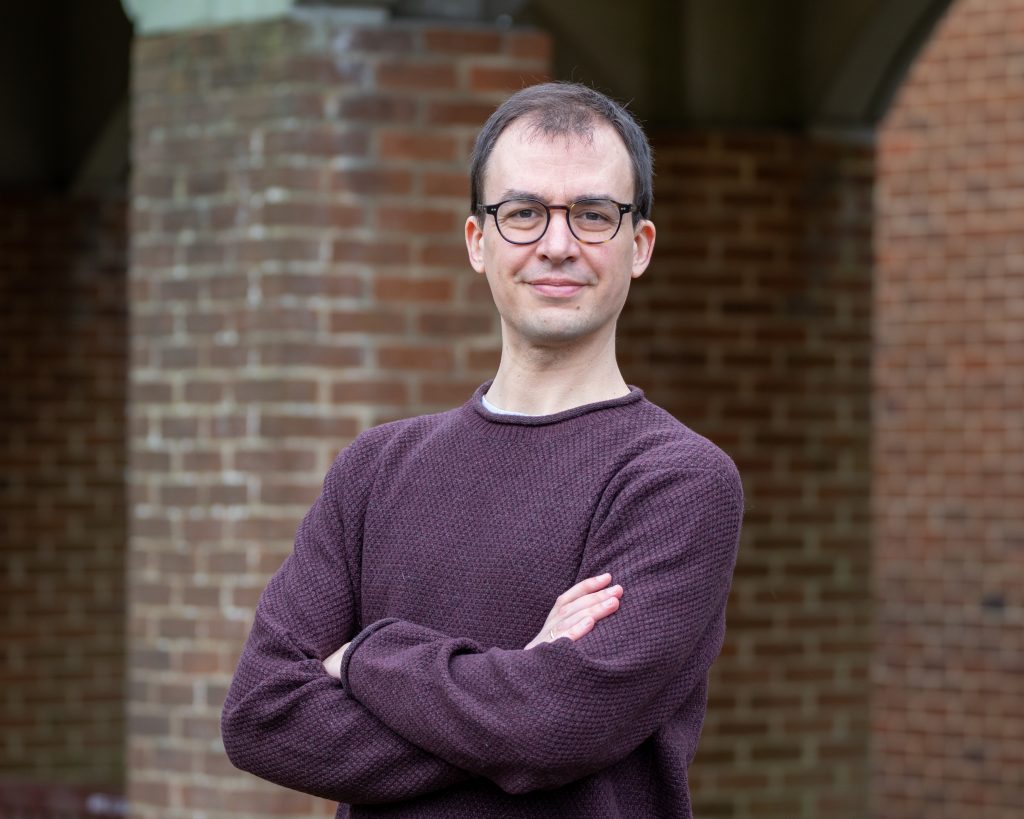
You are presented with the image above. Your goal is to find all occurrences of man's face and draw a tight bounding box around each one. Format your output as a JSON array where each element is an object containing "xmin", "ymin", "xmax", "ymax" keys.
[{"xmin": 465, "ymin": 119, "xmax": 655, "ymax": 352}]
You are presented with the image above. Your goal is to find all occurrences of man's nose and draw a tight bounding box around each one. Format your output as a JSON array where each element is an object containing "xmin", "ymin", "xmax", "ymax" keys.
[{"xmin": 536, "ymin": 210, "xmax": 579, "ymax": 262}]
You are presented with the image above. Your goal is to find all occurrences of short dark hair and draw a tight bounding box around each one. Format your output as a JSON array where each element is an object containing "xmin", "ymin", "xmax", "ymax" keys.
[{"xmin": 469, "ymin": 82, "xmax": 653, "ymax": 223}]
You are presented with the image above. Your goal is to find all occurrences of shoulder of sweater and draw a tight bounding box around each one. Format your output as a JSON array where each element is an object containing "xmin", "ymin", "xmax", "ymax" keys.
[
  {"xmin": 625, "ymin": 400, "xmax": 743, "ymax": 499},
  {"xmin": 320, "ymin": 408, "xmax": 461, "ymax": 503},
  {"xmin": 332, "ymin": 406, "xmax": 460, "ymax": 466},
  {"xmin": 630, "ymin": 399, "xmax": 737, "ymax": 467}
]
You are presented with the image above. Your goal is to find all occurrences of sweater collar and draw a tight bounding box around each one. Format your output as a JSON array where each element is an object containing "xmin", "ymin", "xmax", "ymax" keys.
[{"xmin": 466, "ymin": 379, "xmax": 645, "ymax": 428}]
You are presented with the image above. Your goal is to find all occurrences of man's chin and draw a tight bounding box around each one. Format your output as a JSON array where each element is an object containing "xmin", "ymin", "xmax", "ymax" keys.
[{"xmin": 515, "ymin": 322, "xmax": 593, "ymax": 348}]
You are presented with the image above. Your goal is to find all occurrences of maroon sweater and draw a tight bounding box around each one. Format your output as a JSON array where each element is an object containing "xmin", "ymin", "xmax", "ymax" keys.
[{"xmin": 222, "ymin": 382, "xmax": 743, "ymax": 817}]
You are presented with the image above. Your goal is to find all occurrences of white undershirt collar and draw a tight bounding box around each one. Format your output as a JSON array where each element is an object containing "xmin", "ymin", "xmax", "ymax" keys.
[{"xmin": 481, "ymin": 392, "xmax": 538, "ymax": 417}]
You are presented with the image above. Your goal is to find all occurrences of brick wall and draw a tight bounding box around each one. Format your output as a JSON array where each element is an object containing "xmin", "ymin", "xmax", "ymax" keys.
[
  {"xmin": 0, "ymin": 194, "xmax": 127, "ymax": 803},
  {"xmin": 873, "ymin": 0, "xmax": 1024, "ymax": 816},
  {"xmin": 128, "ymin": 15, "xmax": 877, "ymax": 817},
  {"xmin": 127, "ymin": 17, "xmax": 548, "ymax": 818},
  {"xmin": 619, "ymin": 132, "xmax": 875, "ymax": 818}
]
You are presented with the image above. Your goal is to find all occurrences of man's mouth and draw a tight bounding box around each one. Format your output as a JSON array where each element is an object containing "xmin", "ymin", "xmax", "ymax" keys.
[{"xmin": 528, "ymin": 279, "xmax": 587, "ymax": 298}]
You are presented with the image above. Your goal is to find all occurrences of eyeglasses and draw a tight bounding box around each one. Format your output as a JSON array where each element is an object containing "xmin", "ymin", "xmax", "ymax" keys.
[{"xmin": 479, "ymin": 198, "xmax": 635, "ymax": 245}]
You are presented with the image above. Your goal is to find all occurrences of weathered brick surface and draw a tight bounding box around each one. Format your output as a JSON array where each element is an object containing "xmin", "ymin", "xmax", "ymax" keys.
[
  {"xmin": 128, "ymin": 17, "xmax": 548, "ymax": 818},
  {"xmin": 619, "ymin": 133, "xmax": 874, "ymax": 819},
  {"xmin": 873, "ymin": 1, "xmax": 1024, "ymax": 817},
  {"xmin": 0, "ymin": 193, "xmax": 127, "ymax": 801}
]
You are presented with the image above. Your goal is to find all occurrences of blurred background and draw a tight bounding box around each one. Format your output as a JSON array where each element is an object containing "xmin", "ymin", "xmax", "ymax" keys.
[{"xmin": 1, "ymin": 0, "xmax": 1021, "ymax": 817}]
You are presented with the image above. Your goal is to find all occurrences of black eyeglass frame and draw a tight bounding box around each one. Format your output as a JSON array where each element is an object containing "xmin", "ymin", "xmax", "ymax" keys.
[{"xmin": 479, "ymin": 198, "xmax": 636, "ymax": 245}]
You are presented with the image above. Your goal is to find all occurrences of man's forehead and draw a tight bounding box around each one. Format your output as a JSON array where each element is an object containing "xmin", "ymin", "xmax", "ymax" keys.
[
  {"xmin": 483, "ymin": 118, "xmax": 632, "ymax": 194},
  {"xmin": 492, "ymin": 116, "xmax": 617, "ymax": 155}
]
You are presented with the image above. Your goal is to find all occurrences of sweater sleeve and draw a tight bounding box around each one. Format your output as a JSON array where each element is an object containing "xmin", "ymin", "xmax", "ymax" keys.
[
  {"xmin": 339, "ymin": 456, "xmax": 744, "ymax": 794},
  {"xmin": 220, "ymin": 439, "xmax": 473, "ymax": 805}
]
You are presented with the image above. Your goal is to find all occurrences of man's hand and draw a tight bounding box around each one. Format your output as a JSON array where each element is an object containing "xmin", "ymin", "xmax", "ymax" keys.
[
  {"xmin": 323, "ymin": 642, "xmax": 351, "ymax": 680},
  {"xmin": 524, "ymin": 573, "xmax": 622, "ymax": 650},
  {"xmin": 322, "ymin": 574, "xmax": 621, "ymax": 674}
]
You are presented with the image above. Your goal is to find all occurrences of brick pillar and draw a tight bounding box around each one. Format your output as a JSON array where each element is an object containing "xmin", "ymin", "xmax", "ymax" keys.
[
  {"xmin": 619, "ymin": 132, "xmax": 874, "ymax": 818},
  {"xmin": 0, "ymin": 193, "xmax": 127, "ymax": 812},
  {"xmin": 127, "ymin": 14, "xmax": 548, "ymax": 818},
  {"xmin": 874, "ymin": 0, "xmax": 1024, "ymax": 816}
]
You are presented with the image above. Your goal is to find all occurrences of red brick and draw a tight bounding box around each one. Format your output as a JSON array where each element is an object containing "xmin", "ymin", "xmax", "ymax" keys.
[
  {"xmin": 261, "ymin": 272, "xmax": 363, "ymax": 299},
  {"xmin": 418, "ymin": 241, "xmax": 471, "ymax": 267},
  {"xmin": 376, "ymin": 204, "xmax": 458, "ymax": 234},
  {"xmin": 424, "ymin": 29, "xmax": 502, "ymax": 55},
  {"xmin": 207, "ymin": 274, "xmax": 248, "ymax": 300},
  {"xmin": 234, "ymin": 448, "xmax": 318, "ymax": 473},
  {"xmin": 331, "ymin": 167, "xmax": 413, "ymax": 195},
  {"xmin": 374, "ymin": 276, "xmax": 453, "ymax": 302},
  {"xmin": 332, "ymin": 238, "xmax": 411, "ymax": 265},
  {"xmin": 183, "ymin": 381, "xmax": 224, "ymax": 403},
  {"xmin": 466, "ymin": 346, "xmax": 500, "ymax": 371},
  {"xmin": 505, "ymin": 30, "xmax": 552, "ymax": 61},
  {"xmin": 423, "ymin": 99, "xmax": 499, "ymax": 126},
  {"xmin": 378, "ymin": 130, "xmax": 458, "ymax": 161},
  {"xmin": 467, "ymin": 66, "xmax": 548, "ymax": 93},
  {"xmin": 257, "ymin": 342, "xmax": 363, "ymax": 368},
  {"xmin": 236, "ymin": 237, "xmax": 323, "ymax": 264},
  {"xmin": 263, "ymin": 126, "xmax": 369, "ymax": 159},
  {"xmin": 331, "ymin": 380, "xmax": 410, "ymax": 405},
  {"xmin": 420, "ymin": 378, "xmax": 486, "ymax": 406},
  {"xmin": 235, "ymin": 379, "xmax": 318, "ymax": 403},
  {"xmin": 261, "ymin": 202, "xmax": 364, "ymax": 229},
  {"xmin": 232, "ymin": 90, "xmax": 326, "ymax": 121},
  {"xmin": 184, "ymin": 312, "xmax": 226, "ymax": 334},
  {"xmin": 259, "ymin": 414, "xmax": 359, "ymax": 441},
  {"xmin": 261, "ymin": 54, "xmax": 368, "ymax": 86},
  {"xmin": 182, "ymin": 169, "xmax": 230, "ymax": 197},
  {"xmin": 347, "ymin": 28, "xmax": 417, "ymax": 53},
  {"xmin": 328, "ymin": 308, "xmax": 407, "ymax": 334},
  {"xmin": 245, "ymin": 165, "xmax": 327, "ymax": 194},
  {"xmin": 376, "ymin": 61, "xmax": 458, "ymax": 91},
  {"xmin": 338, "ymin": 94, "xmax": 419, "ymax": 123},
  {"xmin": 378, "ymin": 344, "xmax": 455, "ymax": 371},
  {"xmin": 417, "ymin": 310, "xmax": 494, "ymax": 337},
  {"xmin": 423, "ymin": 170, "xmax": 470, "ymax": 198}
]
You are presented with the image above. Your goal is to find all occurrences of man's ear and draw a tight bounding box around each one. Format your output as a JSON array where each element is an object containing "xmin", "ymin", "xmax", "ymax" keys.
[
  {"xmin": 630, "ymin": 219, "xmax": 656, "ymax": 279},
  {"xmin": 465, "ymin": 215, "xmax": 486, "ymax": 274}
]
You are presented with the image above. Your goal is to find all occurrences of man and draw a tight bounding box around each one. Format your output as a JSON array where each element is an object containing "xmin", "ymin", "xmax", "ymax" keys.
[{"xmin": 222, "ymin": 82, "xmax": 743, "ymax": 818}]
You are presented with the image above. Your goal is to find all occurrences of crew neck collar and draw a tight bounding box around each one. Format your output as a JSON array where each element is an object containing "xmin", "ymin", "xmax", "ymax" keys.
[{"xmin": 467, "ymin": 379, "xmax": 645, "ymax": 428}]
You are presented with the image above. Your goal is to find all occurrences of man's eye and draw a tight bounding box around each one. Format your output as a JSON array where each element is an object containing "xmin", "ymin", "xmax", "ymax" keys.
[
  {"xmin": 510, "ymin": 208, "xmax": 539, "ymax": 220},
  {"xmin": 576, "ymin": 210, "xmax": 613, "ymax": 224}
]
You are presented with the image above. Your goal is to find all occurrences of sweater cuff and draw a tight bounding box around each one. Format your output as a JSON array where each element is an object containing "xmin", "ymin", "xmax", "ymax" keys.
[{"xmin": 338, "ymin": 618, "xmax": 399, "ymax": 694}]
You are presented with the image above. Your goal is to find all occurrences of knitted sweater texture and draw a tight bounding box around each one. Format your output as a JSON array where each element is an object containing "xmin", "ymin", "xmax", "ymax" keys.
[{"xmin": 222, "ymin": 381, "xmax": 744, "ymax": 818}]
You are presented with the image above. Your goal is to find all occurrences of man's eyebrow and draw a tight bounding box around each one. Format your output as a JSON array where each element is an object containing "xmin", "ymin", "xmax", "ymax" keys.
[{"xmin": 497, "ymin": 188, "xmax": 542, "ymax": 202}]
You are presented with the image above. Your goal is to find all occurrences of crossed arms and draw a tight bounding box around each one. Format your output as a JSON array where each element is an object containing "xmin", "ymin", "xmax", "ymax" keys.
[
  {"xmin": 322, "ymin": 572, "xmax": 623, "ymax": 678},
  {"xmin": 221, "ymin": 437, "xmax": 743, "ymax": 804}
]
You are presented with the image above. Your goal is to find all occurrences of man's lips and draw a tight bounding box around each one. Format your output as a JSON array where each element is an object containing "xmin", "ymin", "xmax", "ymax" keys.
[{"xmin": 528, "ymin": 279, "xmax": 588, "ymax": 297}]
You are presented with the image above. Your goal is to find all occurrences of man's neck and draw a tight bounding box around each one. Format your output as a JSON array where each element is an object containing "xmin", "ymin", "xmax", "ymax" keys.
[{"xmin": 484, "ymin": 332, "xmax": 631, "ymax": 416}]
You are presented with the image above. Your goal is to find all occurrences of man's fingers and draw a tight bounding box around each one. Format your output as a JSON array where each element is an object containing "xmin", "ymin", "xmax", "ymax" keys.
[
  {"xmin": 557, "ymin": 584, "xmax": 622, "ymax": 619},
  {"xmin": 568, "ymin": 616, "xmax": 595, "ymax": 640},
  {"xmin": 555, "ymin": 573, "xmax": 612, "ymax": 608},
  {"xmin": 526, "ymin": 574, "xmax": 620, "ymax": 650},
  {"xmin": 557, "ymin": 594, "xmax": 621, "ymax": 637}
]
